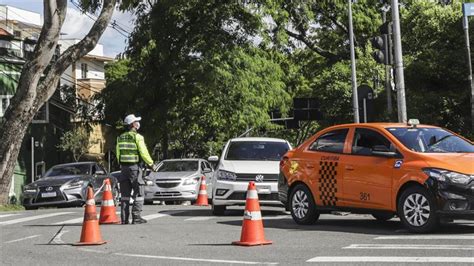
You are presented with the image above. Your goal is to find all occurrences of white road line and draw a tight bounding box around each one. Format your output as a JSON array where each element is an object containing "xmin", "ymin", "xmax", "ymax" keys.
[
  {"xmin": 307, "ymin": 257, "xmax": 474, "ymax": 263},
  {"xmin": 343, "ymin": 244, "xmax": 474, "ymax": 250},
  {"xmin": 0, "ymin": 212, "xmax": 74, "ymax": 226},
  {"xmin": 263, "ymin": 215, "xmax": 290, "ymax": 220},
  {"xmin": 53, "ymin": 212, "xmax": 120, "ymax": 225},
  {"xmin": 51, "ymin": 230, "xmax": 68, "ymax": 244},
  {"xmin": 141, "ymin": 213, "xmax": 168, "ymax": 221},
  {"xmin": 115, "ymin": 252, "xmax": 278, "ymax": 265},
  {"xmin": 0, "ymin": 214, "xmax": 20, "ymax": 219},
  {"xmin": 53, "ymin": 217, "xmax": 84, "ymax": 225},
  {"xmin": 4, "ymin": 235, "xmax": 41, "ymax": 244},
  {"xmin": 142, "ymin": 210, "xmax": 185, "ymax": 221},
  {"xmin": 185, "ymin": 216, "xmax": 214, "ymax": 221},
  {"xmin": 375, "ymin": 235, "xmax": 474, "ymax": 240}
]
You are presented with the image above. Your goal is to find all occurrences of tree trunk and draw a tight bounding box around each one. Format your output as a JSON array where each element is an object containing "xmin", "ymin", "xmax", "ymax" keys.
[{"xmin": 0, "ymin": 0, "xmax": 116, "ymax": 204}]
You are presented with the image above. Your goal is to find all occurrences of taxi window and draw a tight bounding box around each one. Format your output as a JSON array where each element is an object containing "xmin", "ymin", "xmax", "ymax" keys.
[
  {"xmin": 352, "ymin": 128, "xmax": 391, "ymax": 156},
  {"xmin": 309, "ymin": 129, "xmax": 348, "ymax": 153}
]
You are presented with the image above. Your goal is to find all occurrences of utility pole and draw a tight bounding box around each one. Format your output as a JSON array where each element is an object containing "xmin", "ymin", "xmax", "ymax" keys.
[
  {"xmin": 382, "ymin": 9, "xmax": 393, "ymax": 117},
  {"xmin": 391, "ymin": 0, "xmax": 407, "ymax": 123},
  {"xmin": 462, "ymin": 4, "xmax": 474, "ymax": 131},
  {"xmin": 349, "ymin": 0, "xmax": 359, "ymax": 123}
]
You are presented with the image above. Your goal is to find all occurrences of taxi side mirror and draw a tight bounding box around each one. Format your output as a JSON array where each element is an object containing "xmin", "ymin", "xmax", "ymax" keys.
[{"xmin": 203, "ymin": 167, "xmax": 212, "ymax": 174}]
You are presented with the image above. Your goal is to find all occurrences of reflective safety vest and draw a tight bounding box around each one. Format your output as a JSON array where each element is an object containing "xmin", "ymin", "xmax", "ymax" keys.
[{"xmin": 116, "ymin": 131, "xmax": 140, "ymax": 163}]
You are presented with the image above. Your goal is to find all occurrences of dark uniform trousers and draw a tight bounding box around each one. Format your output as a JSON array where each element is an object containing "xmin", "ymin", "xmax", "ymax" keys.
[{"xmin": 120, "ymin": 164, "xmax": 145, "ymax": 222}]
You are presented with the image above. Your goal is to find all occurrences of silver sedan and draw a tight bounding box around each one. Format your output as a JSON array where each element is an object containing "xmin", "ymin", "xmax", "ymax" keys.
[{"xmin": 144, "ymin": 159, "xmax": 213, "ymax": 205}]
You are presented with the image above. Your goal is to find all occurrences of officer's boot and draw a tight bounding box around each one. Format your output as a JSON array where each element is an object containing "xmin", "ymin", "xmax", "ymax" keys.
[{"xmin": 132, "ymin": 216, "xmax": 147, "ymax": 224}]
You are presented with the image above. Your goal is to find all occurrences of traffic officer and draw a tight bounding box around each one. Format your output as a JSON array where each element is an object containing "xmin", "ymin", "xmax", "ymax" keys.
[{"xmin": 116, "ymin": 114, "xmax": 157, "ymax": 224}]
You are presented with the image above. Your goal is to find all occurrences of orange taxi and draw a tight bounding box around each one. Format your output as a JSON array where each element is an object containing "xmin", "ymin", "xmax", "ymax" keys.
[{"xmin": 278, "ymin": 120, "xmax": 474, "ymax": 233}]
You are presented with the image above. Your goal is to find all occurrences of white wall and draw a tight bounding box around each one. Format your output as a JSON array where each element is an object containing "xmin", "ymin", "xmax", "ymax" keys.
[
  {"xmin": 59, "ymin": 39, "xmax": 104, "ymax": 57},
  {"xmin": 2, "ymin": 5, "xmax": 42, "ymax": 26}
]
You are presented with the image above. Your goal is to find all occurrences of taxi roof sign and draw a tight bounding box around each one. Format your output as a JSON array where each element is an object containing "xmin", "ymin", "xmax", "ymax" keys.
[{"xmin": 407, "ymin": 119, "xmax": 420, "ymax": 127}]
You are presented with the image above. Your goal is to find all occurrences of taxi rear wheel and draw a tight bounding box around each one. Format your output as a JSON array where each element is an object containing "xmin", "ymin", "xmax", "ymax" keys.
[
  {"xmin": 398, "ymin": 186, "xmax": 439, "ymax": 233},
  {"xmin": 290, "ymin": 184, "xmax": 319, "ymax": 225}
]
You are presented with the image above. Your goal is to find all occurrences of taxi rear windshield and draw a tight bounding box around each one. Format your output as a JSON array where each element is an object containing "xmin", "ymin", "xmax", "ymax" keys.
[
  {"xmin": 387, "ymin": 127, "xmax": 474, "ymax": 153},
  {"xmin": 225, "ymin": 141, "xmax": 289, "ymax": 161}
]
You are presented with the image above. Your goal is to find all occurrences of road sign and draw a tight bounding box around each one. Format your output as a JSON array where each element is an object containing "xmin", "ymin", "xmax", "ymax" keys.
[{"xmin": 463, "ymin": 3, "xmax": 474, "ymax": 17}]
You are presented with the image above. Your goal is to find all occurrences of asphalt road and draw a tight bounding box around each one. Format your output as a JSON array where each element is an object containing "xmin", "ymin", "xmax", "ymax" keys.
[{"xmin": 1, "ymin": 204, "xmax": 473, "ymax": 265}]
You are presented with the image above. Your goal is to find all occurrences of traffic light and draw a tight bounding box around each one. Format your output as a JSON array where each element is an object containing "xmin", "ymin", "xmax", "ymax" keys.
[{"xmin": 371, "ymin": 22, "xmax": 392, "ymax": 65}]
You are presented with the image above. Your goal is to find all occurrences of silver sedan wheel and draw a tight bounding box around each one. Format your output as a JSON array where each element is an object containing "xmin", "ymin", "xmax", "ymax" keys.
[
  {"xmin": 403, "ymin": 193, "xmax": 431, "ymax": 227},
  {"xmin": 292, "ymin": 190, "xmax": 309, "ymax": 219}
]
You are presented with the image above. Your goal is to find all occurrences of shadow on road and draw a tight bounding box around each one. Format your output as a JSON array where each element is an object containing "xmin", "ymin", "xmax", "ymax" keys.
[{"xmin": 218, "ymin": 217, "xmax": 474, "ymax": 235}]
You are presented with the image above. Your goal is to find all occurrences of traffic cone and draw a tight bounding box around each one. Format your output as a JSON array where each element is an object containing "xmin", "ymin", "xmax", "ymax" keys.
[
  {"xmin": 99, "ymin": 178, "xmax": 120, "ymax": 224},
  {"xmin": 232, "ymin": 181, "xmax": 272, "ymax": 246},
  {"xmin": 74, "ymin": 187, "xmax": 107, "ymax": 246},
  {"xmin": 194, "ymin": 175, "xmax": 209, "ymax": 206}
]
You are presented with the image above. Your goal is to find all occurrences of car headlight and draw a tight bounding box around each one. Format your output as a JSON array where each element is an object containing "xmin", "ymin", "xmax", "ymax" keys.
[
  {"xmin": 423, "ymin": 168, "xmax": 473, "ymax": 185},
  {"xmin": 62, "ymin": 180, "xmax": 85, "ymax": 189},
  {"xmin": 23, "ymin": 184, "xmax": 37, "ymax": 193},
  {"xmin": 183, "ymin": 177, "xmax": 200, "ymax": 185},
  {"xmin": 217, "ymin": 170, "xmax": 237, "ymax": 181}
]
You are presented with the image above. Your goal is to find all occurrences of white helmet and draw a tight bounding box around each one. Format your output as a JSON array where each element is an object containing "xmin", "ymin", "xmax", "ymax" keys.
[{"xmin": 124, "ymin": 114, "xmax": 141, "ymax": 125}]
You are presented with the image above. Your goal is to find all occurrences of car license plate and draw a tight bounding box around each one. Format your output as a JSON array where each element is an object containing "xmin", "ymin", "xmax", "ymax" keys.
[
  {"xmin": 256, "ymin": 186, "xmax": 270, "ymax": 194},
  {"xmin": 41, "ymin": 192, "xmax": 57, "ymax": 198}
]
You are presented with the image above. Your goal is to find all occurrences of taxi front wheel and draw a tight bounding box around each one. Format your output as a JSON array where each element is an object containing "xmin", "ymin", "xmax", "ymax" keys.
[
  {"xmin": 398, "ymin": 186, "xmax": 439, "ymax": 233},
  {"xmin": 290, "ymin": 184, "xmax": 320, "ymax": 225}
]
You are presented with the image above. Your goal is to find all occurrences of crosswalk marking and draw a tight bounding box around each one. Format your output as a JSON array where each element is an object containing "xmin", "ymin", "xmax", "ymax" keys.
[
  {"xmin": 375, "ymin": 235, "xmax": 474, "ymax": 240},
  {"xmin": 0, "ymin": 214, "xmax": 20, "ymax": 219},
  {"xmin": 141, "ymin": 213, "xmax": 168, "ymax": 221},
  {"xmin": 52, "ymin": 212, "xmax": 120, "ymax": 225},
  {"xmin": 53, "ymin": 217, "xmax": 84, "ymax": 225},
  {"xmin": 343, "ymin": 244, "xmax": 474, "ymax": 250},
  {"xmin": 185, "ymin": 216, "xmax": 214, "ymax": 221},
  {"xmin": 307, "ymin": 257, "xmax": 474, "ymax": 263},
  {"xmin": 5, "ymin": 235, "xmax": 41, "ymax": 243},
  {"xmin": 0, "ymin": 212, "xmax": 74, "ymax": 226}
]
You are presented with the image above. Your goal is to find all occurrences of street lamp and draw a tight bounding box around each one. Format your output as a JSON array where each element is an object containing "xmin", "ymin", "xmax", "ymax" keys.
[{"xmin": 348, "ymin": 0, "xmax": 360, "ymax": 123}]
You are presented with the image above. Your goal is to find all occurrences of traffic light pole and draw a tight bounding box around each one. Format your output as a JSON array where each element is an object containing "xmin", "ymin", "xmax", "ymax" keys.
[
  {"xmin": 391, "ymin": 0, "xmax": 407, "ymax": 123},
  {"xmin": 349, "ymin": 0, "xmax": 360, "ymax": 123}
]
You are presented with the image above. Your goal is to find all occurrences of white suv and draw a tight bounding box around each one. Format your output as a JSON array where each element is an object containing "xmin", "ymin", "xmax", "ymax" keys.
[{"xmin": 208, "ymin": 137, "xmax": 292, "ymax": 215}]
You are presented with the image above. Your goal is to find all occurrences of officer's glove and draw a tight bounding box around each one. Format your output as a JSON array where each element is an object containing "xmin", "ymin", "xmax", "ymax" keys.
[{"xmin": 151, "ymin": 163, "xmax": 160, "ymax": 172}]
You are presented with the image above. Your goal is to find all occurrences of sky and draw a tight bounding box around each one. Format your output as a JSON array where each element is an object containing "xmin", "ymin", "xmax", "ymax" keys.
[{"xmin": 0, "ymin": 0, "xmax": 135, "ymax": 58}]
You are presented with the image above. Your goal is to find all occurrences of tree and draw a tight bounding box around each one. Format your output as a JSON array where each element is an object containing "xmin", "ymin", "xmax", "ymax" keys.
[
  {"xmin": 100, "ymin": 0, "xmax": 290, "ymax": 158},
  {"xmin": 0, "ymin": 0, "xmax": 119, "ymax": 204},
  {"xmin": 57, "ymin": 128, "xmax": 91, "ymax": 162}
]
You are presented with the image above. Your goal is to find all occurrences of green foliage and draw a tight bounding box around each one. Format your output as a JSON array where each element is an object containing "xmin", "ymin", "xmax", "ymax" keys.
[
  {"xmin": 57, "ymin": 128, "xmax": 91, "ymax": 162},
  {"xmin": 100, "ymin": 0, "xmax": 473, "ymax": 159}
]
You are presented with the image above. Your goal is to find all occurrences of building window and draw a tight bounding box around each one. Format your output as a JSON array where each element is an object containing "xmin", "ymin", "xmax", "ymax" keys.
[
  {"xmin": 81, "ymin": 63, "xmax": 88, "ymax": 79},
  {"xmin": 0, "ymin": 95, "xmax": 13, "ymax": 117}
]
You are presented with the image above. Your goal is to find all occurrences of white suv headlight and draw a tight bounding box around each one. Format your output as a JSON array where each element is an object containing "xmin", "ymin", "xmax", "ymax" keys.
[
  {"xmin": 183, "ymin": 177, "xmax": 200, "ymax": 185},
  {"xmin": 217, "ymin": 170, "xmax": 237, "ymax": 181},
  {"xmin": 423, "ymin": 168, "xmax": 473, "ymax": 185}
]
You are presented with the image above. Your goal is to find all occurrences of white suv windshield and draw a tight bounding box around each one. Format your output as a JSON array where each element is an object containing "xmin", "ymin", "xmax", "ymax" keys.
[{"xmin": 225, "ymin": 141, "xmax": 289, "ymax": 161}]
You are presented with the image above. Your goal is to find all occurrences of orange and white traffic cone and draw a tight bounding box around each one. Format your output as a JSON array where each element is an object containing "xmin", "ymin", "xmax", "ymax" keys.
[
  {"xmin": 194, "ymin": 175, "xmax": 209, "ymax": 206},
  {"xmin": 232, "ymin": 181, "xmax": 272, "ymax": 246},
  {"xmin": 74, "ymin": 187, "xmax": 106, "ymax": 246},
  {"xmin": 99, "ymin": 178, "xmax": 120, "ymax": 224}
]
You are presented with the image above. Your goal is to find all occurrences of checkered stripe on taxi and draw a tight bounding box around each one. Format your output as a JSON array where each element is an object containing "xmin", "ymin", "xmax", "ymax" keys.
[{"xmin": 318, "ymin": 161, "xmax": 338, "ymax": 206}]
